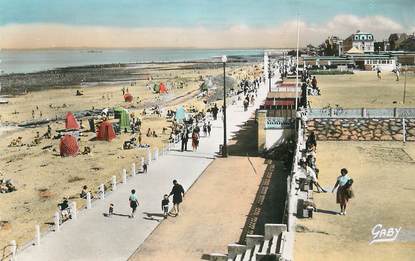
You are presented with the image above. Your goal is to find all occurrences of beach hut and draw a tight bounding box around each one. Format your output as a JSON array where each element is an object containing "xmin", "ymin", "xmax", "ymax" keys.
[
  {"xmin": 59, "ymin": 134, "xmax": 79, "ymax": 157},
  {"xmin": 96, "ymin": 121, "xmax": 116, "ymax": 141},
  {"xmin": 113, "ymin": 107, "xmax": 130, "ymax": 130},
  {"xmin": 159, "ymin": 83, "xmax": 168, "ymax": 94},
  {"xmin": 175, "ymin": 106, "xmax": 186, "ymax": 123},
  {"xmin": 124, "ymin": 93, "xmax": 133, "ymax": 102},
  {"xmin": 65, "ymin": 112, "xmax": 80, "ymax": 130}
]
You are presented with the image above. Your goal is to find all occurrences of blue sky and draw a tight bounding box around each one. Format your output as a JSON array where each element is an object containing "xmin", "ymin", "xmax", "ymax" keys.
[
  {"xmin": 0, "ymin": 0, "xmax": 414, "ymax": 48},
  {"xmin": 0, "ymin": 0, "xmax": 413, "ymax": 28}
]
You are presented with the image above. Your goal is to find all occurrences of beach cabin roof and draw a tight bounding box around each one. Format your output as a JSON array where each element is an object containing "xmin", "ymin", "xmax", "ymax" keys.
[{"xmin": 60, "ymin": 134, "xmax": 79, "ymax": 157}]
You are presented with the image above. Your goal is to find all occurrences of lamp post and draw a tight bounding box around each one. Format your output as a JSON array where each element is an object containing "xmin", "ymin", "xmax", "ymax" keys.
[
  {"xmin": 222, "ymin": 55, "xmax": 228, "ymax": 157},
  {"xmin": 268, "ymin": 63, "xmax": 272, "ymax": 92}
]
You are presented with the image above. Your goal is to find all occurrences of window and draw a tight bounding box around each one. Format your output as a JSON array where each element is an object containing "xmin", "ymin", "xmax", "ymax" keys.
[
  {"xmin": 368, "ymin": 35, "xmax": 373, "ymax": 40},
  {"xmin": 355, "ymin": 35, "xmax": 359, "ymax": 40},
  {"xmin": 361, "ymin": 35, "xmax": 366, "ymax": 40}
]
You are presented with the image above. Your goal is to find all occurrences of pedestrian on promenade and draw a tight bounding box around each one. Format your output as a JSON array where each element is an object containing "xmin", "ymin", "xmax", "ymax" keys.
[
  {"xmin": 168, "ymin": 180, "xmax": 185, "ymax": 216},
  {"xmin": 207, "ymin": 122, "xmax": 212, "ymax": 136},
  {"xmin": 181, "ymin": 127, "xmax": 189, "ymax": 152},
  {"xmin": 332, "ymin": 168, "xmax": 354, "ymax": 215},
  {"xmin": 212, "ymin": 104, "xmax": 219, "ymax": 120},
  {"xmin": 129, "ymin": 189, "xmax": 139, "ymax": 218},
  {"xmin": 161, "ymin": 194, "xmax": 169, "ymax": 219},
  {"xmin": 191, "ymin": 130, "xmax": 200, "ymax": 151}
]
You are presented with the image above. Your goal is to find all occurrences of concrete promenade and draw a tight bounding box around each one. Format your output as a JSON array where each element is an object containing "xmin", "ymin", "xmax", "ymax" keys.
[{"xmin": 17, "ymin": 79, "xmax": 269, "ymax": 261}]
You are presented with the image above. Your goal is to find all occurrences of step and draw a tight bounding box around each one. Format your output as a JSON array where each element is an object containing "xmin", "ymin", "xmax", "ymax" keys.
[
  {"xmin": 210, "ymin": 253, "xmax": 228, "ymax": 261},
  {"xmin": 269, "ymin": 235, "xmax": 279, "ymax": 255},
  {"xmin": 235, "ymin": 253, "xmax": 243, "ymax": 261},
  {"xmin": 259, "ymin": 239, "xmax": 270, "ymax": 254},
  {"xmin": 242, "ymin": 248, "xmax": 252, "ymax": 261},
  {"xmin": 251, "ymin": 244, "xmax": 261, "ymax": 261},
  {"xmin": 227, "ymin": 243, "xmax": 247, "ymax": 260},
  {"xmin": 246, "ymin": 235, "xmax": 264, "ymax": 248}
]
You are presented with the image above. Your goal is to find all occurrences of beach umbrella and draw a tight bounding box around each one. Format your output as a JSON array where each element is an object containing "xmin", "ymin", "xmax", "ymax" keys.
[
  {"xmin": 159, "ymin": 83, "xmax": 168, "ymax": 94},
  {"xmin": 59, "ymin": 134, "xmax": 79, "ymax": 157}
]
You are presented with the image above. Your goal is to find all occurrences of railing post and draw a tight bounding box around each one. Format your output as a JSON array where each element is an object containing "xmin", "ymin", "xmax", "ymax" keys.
[
  {"xmin": 141, "ymin": 157, "xmax": 145, "ymax": 172},
  {"xmin": 403, "ymin": 118, "xmax": 406, "ymax": 143},
  {"xmin": 122, "ymin": 169, "xmax": 127, "ymax": 184},
  {"xmin": 70, "ymin": 201, "xmax": 77, "ymax": 219},
  {"xmin": 35, "ymin": 224, "xmax": 41, "ymax": 246},
  {"xmin": 111, "ymin": 176, "xmax": 117, "ymax": 191},
  {"xmin": 10, "ymin": 240, "xmax": 17, "ymax": 260},
  {"xmin": 394, "ymin": 107, "xmax": 398, "ymax": 117},
  {"xmin": 329, "ymin": 108, "xmax": 334, "ymax": 117},
  {"xmin": 153, "ymin": 147, "xmax": 159, "ymax": 160},
  {"xmin": 86, "ymin": 192, "xmax": 92, "ymax": 209},
  {"xmin": 131, "ymin": 163, "xmax": 136, "ymax": 177},
  {"xmin": 99, "ymin": 184, "xmax": 105, "ymax": 199},
  {"xmin": 54, "ymin": 212, "xmax": 60, "ymax": 232},
  {"xmin": 147, "ymin": 148, "xmax": 152, "ymax": 164},
  {"xmin": 362, "ymin": 108, "xmax": 367, "ymax": 118}
]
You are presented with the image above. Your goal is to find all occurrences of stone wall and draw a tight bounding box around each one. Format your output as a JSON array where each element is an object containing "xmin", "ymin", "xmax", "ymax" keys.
[{"xmin": 306, "ymin": 118, "xmax": 415, "ymax": 141}]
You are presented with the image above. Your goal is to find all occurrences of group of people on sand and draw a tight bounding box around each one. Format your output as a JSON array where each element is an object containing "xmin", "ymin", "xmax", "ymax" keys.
[{"xmin": 297, "ymin": 131, "xmax": 354, "ymax": 215}]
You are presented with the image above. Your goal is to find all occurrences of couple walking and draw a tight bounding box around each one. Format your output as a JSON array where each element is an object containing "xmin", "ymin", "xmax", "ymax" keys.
[{"xmin": 181, "ymin": 128, "xmax": 200, "ymax": 152}]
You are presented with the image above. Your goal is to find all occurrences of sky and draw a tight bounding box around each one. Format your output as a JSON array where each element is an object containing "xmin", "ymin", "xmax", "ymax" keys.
[{"xmin": 0, "ymin": 0, "xmax": 414, "ymax": 49}]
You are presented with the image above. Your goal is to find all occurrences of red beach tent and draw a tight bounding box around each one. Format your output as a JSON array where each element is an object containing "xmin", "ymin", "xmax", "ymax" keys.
[
  {"xmin": 65, "ymin": 112, "xmax": 80, "ymax": 130},
  {"xmin": 96, "ymin": 121, "xmax": 116, "ymax": 141},
  {"xmin": 159, "ymin": 83, "xmax": 167, "ymax": 94},
  {"xmin": 124, "ymin": 93, "xmax": 133, "ymax": 102},
  {"xmin": 59, "ymin": 134, "xmax": 79, "ymax": 157}
]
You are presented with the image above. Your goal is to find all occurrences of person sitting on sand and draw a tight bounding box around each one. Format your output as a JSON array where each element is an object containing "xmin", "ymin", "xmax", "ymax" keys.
[
  {"xmin": 80, "ymin": 185, "xmax": 90, "ymax": 199},
  {"xmin": 76, "ymin": 90, "xmax": 84, "ymax": 96},
  {"xmin": 82, "ymin": 146, "xmax": 91, "ymax": 155},
  {"xmin": 58, "ymin": 198, "xmax": 70, "ymax": 220},
  {"xmin": 152, "ymin": 131, "xmax": 158, "ymax": 138},
  {"xmin": 146, "ymin": 128, "xmax": 151, "ymax": 137}
]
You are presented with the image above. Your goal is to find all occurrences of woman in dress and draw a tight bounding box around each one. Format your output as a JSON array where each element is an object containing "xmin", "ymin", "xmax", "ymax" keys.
[
  {"xmin": 332, "ymin": 168, "xmax": 353, "ymax": 215},
  {"xmin": 191, "ymin": 130, "xmax": 199, "ymax": 151}
]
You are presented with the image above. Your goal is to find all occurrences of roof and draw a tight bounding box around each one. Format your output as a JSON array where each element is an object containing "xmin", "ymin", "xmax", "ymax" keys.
[
  {"xmin": 267, "ymin": 92, "xmax": 299, "ymax": 99},
  {"xmin": 346, "ymin": 47, "xmax": 364, "ymax": 54}
]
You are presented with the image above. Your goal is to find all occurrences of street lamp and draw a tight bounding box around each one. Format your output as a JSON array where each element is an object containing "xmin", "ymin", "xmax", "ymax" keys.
[
  {"xmin": 222, "ymin": 55, "xmax": 228, "ymax": 157},
  {"xmin": 268, "ymin": 61, "xmax": 272, "ymax": 92}
]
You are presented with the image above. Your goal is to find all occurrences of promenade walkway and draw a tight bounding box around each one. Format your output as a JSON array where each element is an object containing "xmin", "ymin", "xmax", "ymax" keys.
[{"xmin": 17, "ymin": 78, "xmax": 269, "ymax": 261}]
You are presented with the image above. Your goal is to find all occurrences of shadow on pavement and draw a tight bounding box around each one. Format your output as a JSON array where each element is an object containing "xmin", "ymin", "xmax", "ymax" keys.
[{"xmin": 227, "ymin": 117, "xmax": 259, "ymax": 157}]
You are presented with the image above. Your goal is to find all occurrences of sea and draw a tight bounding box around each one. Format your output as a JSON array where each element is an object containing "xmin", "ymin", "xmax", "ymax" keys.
[{"xmin": 0, "ymin": 48, "xmax": 267, "ymax": 75}]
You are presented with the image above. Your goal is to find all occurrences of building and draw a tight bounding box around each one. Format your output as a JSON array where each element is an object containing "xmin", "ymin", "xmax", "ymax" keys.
[{"xmin": 343, "ymin": 30, "xmax": 375, "ymax": 53}]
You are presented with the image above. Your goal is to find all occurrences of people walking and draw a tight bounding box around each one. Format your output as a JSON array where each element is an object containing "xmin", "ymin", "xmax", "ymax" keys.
[
  {"xmin": 129, "ymin": 189, "xmax": 139, "ymax": 218},
  {"xmin": 332, "ymin": 168, "xmax": 354, "ymax": 215},
  {"xmin": 168, "ymin": 180, "xmax": 185, "ymax": 216},
  {"xmin": 211, "ymin": 104, "xmax": 219, "ymax": 120}
]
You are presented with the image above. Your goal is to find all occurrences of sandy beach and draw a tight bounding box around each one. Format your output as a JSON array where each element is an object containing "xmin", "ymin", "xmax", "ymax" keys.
[
  {"xmin": 294, "ymin": 141, "xmax": 415, "ymax": 261},
  {"xmin": 308, "ymin": 71, "xmax": 415, "ymax": 108},
  {"xmin": 0, "ymin": 61, "xmax": 262, "ymax": 252}
]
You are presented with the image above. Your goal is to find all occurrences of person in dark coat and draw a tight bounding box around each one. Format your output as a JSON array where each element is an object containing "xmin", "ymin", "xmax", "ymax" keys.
[
  {"xmin": 181, "ymin": 128, "xmax": 189, "ymax": 152},
  {"xmin": 211, "ymin": 104, "xmax": 219, "ymax": 120},
  {"xmin": 168, "ymin": 180, "xmax": 185, "ymax": 216}
]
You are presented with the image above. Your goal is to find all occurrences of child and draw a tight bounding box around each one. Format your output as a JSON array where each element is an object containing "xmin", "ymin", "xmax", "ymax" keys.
[
  {"xmin": 161, "ymin": 194, "xmax": 170, "ymax": 218},
  {"xmin": 108, "ymin": 203, "xmax": 114, "ymax": 217}
]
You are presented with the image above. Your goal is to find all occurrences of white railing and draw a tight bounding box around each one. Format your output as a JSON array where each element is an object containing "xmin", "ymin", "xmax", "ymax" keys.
[{"xmin": 308, "ymin": 107, "xmax": 415, "ymax": 119}]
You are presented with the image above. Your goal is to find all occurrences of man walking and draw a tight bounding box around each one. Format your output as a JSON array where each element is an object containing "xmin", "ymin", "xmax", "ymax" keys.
[
  {"xmin": 168, "ymin": 180, "xmax": 185, "ymax": 216},
  {"xmin": 181, "ymin": 128, "xmax": 189, "ymax": 152}
]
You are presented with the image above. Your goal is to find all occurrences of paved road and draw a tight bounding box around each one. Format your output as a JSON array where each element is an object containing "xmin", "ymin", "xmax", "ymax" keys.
[{"xmin": 17, "ymin": 79, "xmax": 269, "ymax": 261}]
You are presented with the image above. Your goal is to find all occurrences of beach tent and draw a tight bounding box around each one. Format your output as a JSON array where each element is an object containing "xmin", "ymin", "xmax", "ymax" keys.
[
  {"xmin": 159, "ymin": 83, "xmax": 168, "ymax": 94},
  {"xmin": 113, "ymin": 107, "xmax": 130, "ymax": 130},
  {"xmin": 153, "ymin": 83, "xmax": 159, "ymax": 93},
  {"xmin": 124, "ymin": 93, "xmax": 133, "ymax": 102},
  {"xmin": 59, "ymin": 134, "xmax": 79, "ymax": 157},
  {"xmin": 65, "ymin": 112, "xmax": 80, "ymax": 130},
  {"xmin": 96, "ymin": 121, "xmax": 116, "ymax": 141},
  {"xmin": 175, "ymin": 106, "xmax": 186, "ymax": 123}
]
